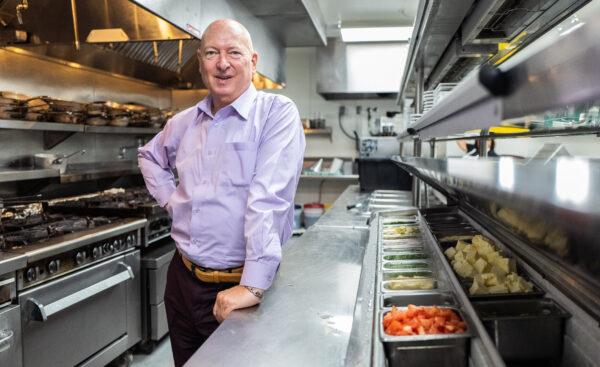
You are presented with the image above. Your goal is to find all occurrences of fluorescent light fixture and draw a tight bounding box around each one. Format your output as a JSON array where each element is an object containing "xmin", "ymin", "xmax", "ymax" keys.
[
  {"xmin": 86, "ymin": 28, "xmax": 130, "ymax": 43},
  {"xmin": 340, "ymin": 27, "xmax": 413, "ymax": 42}
]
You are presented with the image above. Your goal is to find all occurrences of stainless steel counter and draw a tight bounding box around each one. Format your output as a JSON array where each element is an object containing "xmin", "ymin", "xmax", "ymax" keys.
[
  {"xmin": 0, "ymin": 168, "xmax": 59, "ymax": 183},
  {"xmin": 185, "ymin": 185, "xmax": 372, "ymax": 367},
  {"xmin": 60, "ymin": 161, "xmax": 140, "ymax": 183},
  {"xmin": 315, "ymin": 184, "xmax": 370, "ymax": 229},
  {"xmin": 0, "ymin": 252, "xmax": 27, "ymax": 275}
]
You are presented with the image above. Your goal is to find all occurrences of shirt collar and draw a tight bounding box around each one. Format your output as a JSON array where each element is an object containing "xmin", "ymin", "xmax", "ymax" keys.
[{"xmin": 195, "ymin": 84, "xmax": 257, "ymax": 121}]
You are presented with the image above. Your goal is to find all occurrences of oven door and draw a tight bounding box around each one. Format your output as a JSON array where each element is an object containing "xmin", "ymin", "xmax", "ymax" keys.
[{"xmin": 19, "ymin": 253, "xmax": 135, "ymax": 367}]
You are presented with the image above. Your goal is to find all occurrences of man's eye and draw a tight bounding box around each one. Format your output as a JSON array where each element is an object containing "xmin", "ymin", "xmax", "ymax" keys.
[
  {"xmin": 204, "ymin": 51, "xmax": 217, "ymax": 58},
  {"xmin": 229, "ymin": 51, "xmax": 242, "ymax": 58}
]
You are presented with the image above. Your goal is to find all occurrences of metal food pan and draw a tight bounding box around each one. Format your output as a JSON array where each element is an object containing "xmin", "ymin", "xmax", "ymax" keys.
[
  {"xmin": 382, "ymin": 217, "xmax": 419, "ymax": 226},
  {"xmin": 382, "ymin": 261, "xmax": 432, "ymax": 271},
  {"xmin": 382, "ymin": 252, "xmax": 430, "ymax": 262},
  {"xmin": 382, "ymin": 278, "xmax": 437, "ymax": 292},
  {"xmin": 435, "ymin": 233, "xmax": 478, "ymax": 243},
  {"xmin": 428, "ymin": 222, "xmax": 473, "ymax": 230},
  {"xmin": 473, "ymin": 298, "xmax": 569, "ymax": 361},
  {"xmin": 382, "ymin": 270, "xmax": 435, "ymax": 281},
  {"xmin": 437, "ymin": 241, "xmax": 546, "ymax": 299},
  {"xmin": 382, "ymin": 291, "xmax": 457, "ymax": 308},
  {"xmin": 380, "ymin": 307, "xmax": 471, "ymax": 367},
  {"xmin": 382, "ymin": 245, "xmax": 423, "ymax": 253},
  {"xmin": 382, "ymin": 238, "xmax": 424, "ymax": 247}
]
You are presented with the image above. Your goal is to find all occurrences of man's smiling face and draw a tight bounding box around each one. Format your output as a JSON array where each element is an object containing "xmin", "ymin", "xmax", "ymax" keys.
[{"xmin": 198, "ymin": 20, "xmax": 258, "ymax": 112}]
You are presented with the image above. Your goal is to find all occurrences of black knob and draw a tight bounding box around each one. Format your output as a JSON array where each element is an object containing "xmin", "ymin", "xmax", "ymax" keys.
[
  {"xmin": 92, "ymin": 246, "xmax": 101, "ymax": 259},
  {"xmin": 75, "ymin": 251, "xmax": 86, "ymax": 265},
  {"xmin": 113, "ymin": 239, "xmax": 121, "ymax": 251},
  {"xmin": 26, "ymin": 267, "xmax": 37, "ymax": 282},
  {"xmin": 48, "ymin": 260, "xmax": 59, "ymax": 274},
  {"xmin": 126, "ymin": 234, "xmax": 134, "ymax": 246}
]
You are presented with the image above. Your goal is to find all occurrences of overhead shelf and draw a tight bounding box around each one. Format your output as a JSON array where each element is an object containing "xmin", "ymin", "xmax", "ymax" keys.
[
  {"xmin": 0, "ymin": 119, "xmax": 160, "ymax": 135},
  {"xmin": 399, "ymin": 9, "xmax": 600, "ymax": 140},
  {"xmin": 60, "ymin": 162, "xmax": 140, "ymax": 183},
  {"xmin": 303, "ymin": 127, "xmax": 332, "ymax": 141},
  {"xmin": 392, "ymin": 155, "xmax": 600, "ymax": 221},
  {"xmin": 300, "ymin": 174, "xmax": 358, "ymax": 181},
  {"xmin": 399, "ymin": 0, "xmax": 589, "ymax": 103},
  {"xmin": 0, "ymin": 167, "xmax": 59, "ymax": 183}
]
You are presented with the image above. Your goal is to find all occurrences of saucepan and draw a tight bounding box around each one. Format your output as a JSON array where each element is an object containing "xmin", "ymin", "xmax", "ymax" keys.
[{"xmin": 34, "ymin": 149, "xmax": 86, "ymax": 173}]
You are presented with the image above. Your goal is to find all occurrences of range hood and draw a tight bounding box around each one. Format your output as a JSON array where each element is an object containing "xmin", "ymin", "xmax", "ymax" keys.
[
  {"xmin": 316, "ymin": 38, "xmax": 407, "ymax": 100},
  {"xmin": 0, "ymin": 0, "xmax": 326, "ymax": 89}
]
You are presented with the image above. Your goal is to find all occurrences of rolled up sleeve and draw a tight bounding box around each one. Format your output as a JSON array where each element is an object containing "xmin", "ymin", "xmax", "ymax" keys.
[
  {"xmin": 138, "ymin": 119, "xmax": 178, "ymax": 207},
  {"xmin": 240, "ymin": 98, "xmax": 305, "ymax": 289}
]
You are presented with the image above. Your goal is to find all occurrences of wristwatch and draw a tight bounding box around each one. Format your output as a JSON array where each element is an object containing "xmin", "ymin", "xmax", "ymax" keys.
[{"xmin": 243, "ymin": 285, "xmax": 264, "ymax": 299}]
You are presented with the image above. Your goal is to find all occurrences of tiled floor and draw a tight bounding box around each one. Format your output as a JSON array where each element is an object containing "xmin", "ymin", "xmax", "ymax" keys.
[{"xmin": 131, "ymin": 337, "xmax": 175, "ymax": 367}]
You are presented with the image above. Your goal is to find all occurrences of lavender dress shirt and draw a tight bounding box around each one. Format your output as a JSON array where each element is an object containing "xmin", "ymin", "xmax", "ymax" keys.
[{"xmin": 138, "ymin": 85, "xmax": 305, "ymax": 289}]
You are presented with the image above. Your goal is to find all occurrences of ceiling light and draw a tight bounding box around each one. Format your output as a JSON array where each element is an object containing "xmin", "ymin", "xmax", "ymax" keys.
[
  {"xmin": 340, "ymin": 27, "xmax": 413, "ymax": 43},
  {"xmin": 86, "ymin": 28, "xmax": 130, "ymax": 43}
]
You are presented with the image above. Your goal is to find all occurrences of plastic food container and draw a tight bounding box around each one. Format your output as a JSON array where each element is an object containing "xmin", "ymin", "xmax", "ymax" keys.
[
  {"xmin": 380, "ymin": 307, "xmax": 471, "ymax": 367},
  {"xmin": 293, "ymin": 204, "xmax": 302, "ymax": 229},
  {"xmin": 303, "ymin": 203, "xmax": 324, "ymax": 228}
]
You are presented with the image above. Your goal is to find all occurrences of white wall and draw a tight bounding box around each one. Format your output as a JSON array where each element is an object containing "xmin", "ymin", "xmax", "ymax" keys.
[{"xmin": 269, "ymin": 47, "xmax": 402, "ymax": 205}]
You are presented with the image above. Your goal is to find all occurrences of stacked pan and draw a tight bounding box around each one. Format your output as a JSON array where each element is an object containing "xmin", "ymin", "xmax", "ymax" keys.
[
  {"xmin": 25, "ymin": 97, "xmax": 86, "ymax": 123},
  {"xmin": 376, "ymin": 209, "xmax": 472, "ymax": 367},
  {"xmin": 0, "ymin": 91, "xmax": 28, "ymax": 119},
  {"xmin": 422, "ymin": 207, "xmax": 570, "ymax": 364}
]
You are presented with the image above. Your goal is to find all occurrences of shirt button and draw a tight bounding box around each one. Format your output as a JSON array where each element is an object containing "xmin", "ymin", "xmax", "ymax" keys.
[
  {"xmin": 192, "ymin": 209, "xmax": 200, "ymax": 215},
  {"xmin": 202, "ymin": 179, "xmax": 208, "ymax": 185},
  {"xmin": 207, "ymin": 150, "xmax": 213, "ymax": 156}
]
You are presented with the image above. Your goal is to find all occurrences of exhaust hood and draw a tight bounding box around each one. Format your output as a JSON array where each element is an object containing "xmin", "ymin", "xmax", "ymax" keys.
[
  {"xmin": 316, "ymin": 38, "xmax": 408, "ymax": 100},
  {"xmin": 0, "ymin": 0, "xmax": 326, "ymax": 89}
]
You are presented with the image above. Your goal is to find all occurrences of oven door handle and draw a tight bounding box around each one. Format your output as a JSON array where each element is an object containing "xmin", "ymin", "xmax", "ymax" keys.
[
  {"xmin": 0, "ymin": 330, "xmax": 14, "ymax": 353},
  {"xmin": 26, "ymin": 262, "xmax": 134, "ymax": 322}
]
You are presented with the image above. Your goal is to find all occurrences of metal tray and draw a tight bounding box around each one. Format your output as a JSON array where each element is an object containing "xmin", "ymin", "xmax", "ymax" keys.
[
  {"xmin": 473, "ymin": 298, "xmax": 570, "ymax": 361},
  {"xmin": 437, "ymin": 241, "xmax": 546, "ymax": 299},
  {"xmin": 382, "ymin": 270, "xmax": 435, "ymax": 281},
  {"xmin": 380, "ymin": 307, "xmax": 471, "ymax": 367},
  {"xmin": 382, "ymin": 277, "xmax": 437, "ymax": 292},
  {"xmin": 382, "ymin": 252, "xmax": 430, "ymax": 262},
  {"xmin": 382, "ymin": 291, "xmax": 457, "ymax": 308},
  {"xmin": 382, "ymin": 245, "xmax": 423, "ymax": 252},
  {"xmin": 382, "ymin": 260, "xmax": 432, "ymax": 271},
  {"xmin": 382, "ymin": 238, "xmax": 424, "ymax": 247}
]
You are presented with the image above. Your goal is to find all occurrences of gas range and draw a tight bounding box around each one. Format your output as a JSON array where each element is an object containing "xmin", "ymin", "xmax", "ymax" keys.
[
  {"xmin": 1, "ymin": 207, "xmax": 145, "ymax": 290},
  {"xmin": 46, "ymin": 187, "xmax": 171, "ymax": 246}
]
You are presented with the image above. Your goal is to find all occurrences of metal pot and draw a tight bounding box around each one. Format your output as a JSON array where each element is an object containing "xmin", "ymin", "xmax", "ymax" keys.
[{"xmin": 34, "ymin": 149, "xmax": 86, "ymax": 173}]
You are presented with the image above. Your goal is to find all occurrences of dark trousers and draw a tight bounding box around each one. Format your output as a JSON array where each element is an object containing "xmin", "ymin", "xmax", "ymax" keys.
[{"xmin": 164, "ymin": 254, "xmax": 232, "ymax": 367}]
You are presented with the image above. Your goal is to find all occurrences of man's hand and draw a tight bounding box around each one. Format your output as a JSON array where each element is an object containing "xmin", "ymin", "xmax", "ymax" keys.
[{"xmin": 213, "ymin": 285, "xmax": 263, "ymax": 323}]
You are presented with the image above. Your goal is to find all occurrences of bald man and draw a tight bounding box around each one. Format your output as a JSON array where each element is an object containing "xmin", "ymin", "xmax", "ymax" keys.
[{"xmin": 138, "ymin": 19, "xmax": 305, "ymax": 366}]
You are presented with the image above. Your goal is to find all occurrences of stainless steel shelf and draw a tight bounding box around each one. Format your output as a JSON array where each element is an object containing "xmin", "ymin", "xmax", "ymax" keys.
[
  {"xmin": 0, "ymin": 168, "xmax": 59, "ymax": 183},
  {"xmin": 304, "ymin": 127, "xmax": 332, "ymax": 140},
  {"xmin": 392, "ymin": 155, "xmax": 600, "ymax": 222},
  {"xmin": 60, "ymin": 162, "xmax": 140, "ymax": 183},
  {"xmin": 300, "ymin": 174, "xmax": 358, "ymax": 180},
  {"xmin": 0, "ymin": 119, "xmax": 83, "ymax": 132},
  {"xmin": 402, "ymin": 4, "xmax": 600, "ymax": 140},
  {"xmin": 0, "ymin": 119, "xmax": 160, "ymax": 135},
  {"xmin": 84, "ymin": 125, "xmax": 161, "ymax": 135}
]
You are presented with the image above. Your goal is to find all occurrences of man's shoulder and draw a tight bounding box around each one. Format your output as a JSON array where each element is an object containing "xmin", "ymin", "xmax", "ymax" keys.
[
  {"xmin": 170, "ymin": 105, "xmax": 199, "ymax": 124},
  {"xmin": 256, "ymin": 91, "xmax": 296, "ymax": 109}
]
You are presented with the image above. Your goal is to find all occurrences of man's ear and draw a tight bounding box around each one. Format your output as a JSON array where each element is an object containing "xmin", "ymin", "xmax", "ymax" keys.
[{"xmin": 251, "ymin": 52, "xmax": 258, "ymax": 73}]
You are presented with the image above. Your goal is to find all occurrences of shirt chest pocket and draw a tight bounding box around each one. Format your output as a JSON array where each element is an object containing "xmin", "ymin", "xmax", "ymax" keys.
[{"xmin": 219, "ymin": 142, "xmax": 258, "ymax": 187}]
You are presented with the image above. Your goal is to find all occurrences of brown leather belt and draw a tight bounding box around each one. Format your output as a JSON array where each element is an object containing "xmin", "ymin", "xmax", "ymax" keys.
[{"xmin": 179, "ymin": 251, "xmax": 242, "ymax": 283}]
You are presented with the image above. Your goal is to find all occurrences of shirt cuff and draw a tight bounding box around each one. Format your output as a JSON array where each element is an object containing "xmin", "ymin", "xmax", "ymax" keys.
[{"xmin": 240, "ymin": 259, "xmax": 279, "ymax": 290}]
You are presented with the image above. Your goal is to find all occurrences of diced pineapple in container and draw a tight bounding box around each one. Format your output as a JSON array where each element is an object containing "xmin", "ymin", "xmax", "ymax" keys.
[
  {"xmin": 473, "ymin": 258, "xmax": 488, "ymax": 274},
  {"xmin": 470, "ymin": 279, "xmax": 489, "ymax": 295},
  {"xmin": 454, "ymin": 260, "xmax": 474, "ymax": 278},
  {"xmin": 444, "ymin": 247, "xmax": 457, "ymax": 260},
  {"xmin": 456, "ymin": 240, "xmax": 468, "ymax": 251}
]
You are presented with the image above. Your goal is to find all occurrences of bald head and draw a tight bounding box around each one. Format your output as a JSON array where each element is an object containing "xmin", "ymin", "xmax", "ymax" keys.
[
  {"xmin": 197, "ymin": 18, "xmax": 258, "ymax": 113},
  {"xmin": 200, "ymin": 19, "xmax": 254, "ymax": 53}
]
